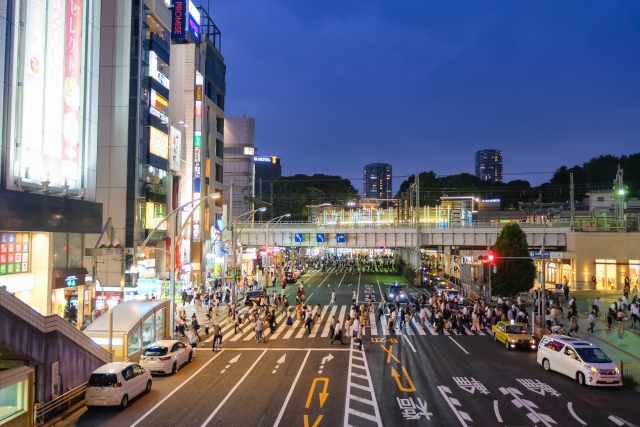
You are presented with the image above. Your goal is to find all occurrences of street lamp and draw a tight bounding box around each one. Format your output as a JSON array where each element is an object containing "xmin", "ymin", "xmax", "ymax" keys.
[{"xmin": 136, "ymin": 192, "xmax": 220, "ymax": 339}]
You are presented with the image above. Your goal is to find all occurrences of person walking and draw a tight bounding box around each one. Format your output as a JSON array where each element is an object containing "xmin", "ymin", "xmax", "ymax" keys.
[
  {"xmin": 356, "ymin": 324, "xmax": 364, "ymax": 351},
  {"xmin": 587, "ymin": 311, "xmax": 595, "ymax": 332},
  {"xmin": 352, "ymin": 316, "xmax": 360, "ymax": 340},
  {"xmin": 569, "ymin": 314, "xmax": 579, "ymax": 337},
  {"xmin": 329, "ymin": 290, "xmax": 336, "ymax": 307},
  {"xmin": 234, "ymin": 311, "xmax": 242, "ymax": 334},
  {"xmin": 285, "ymin": 308, "xmax": 294, "ymax": 329},
  {"xmin": 617, "ymin": 308, "xmax": 625, "ymax": 332},
  {"xmin": 305, "ymin": 312, "xmax": 314, "ymax": 334},
  {"xmin": 592, "ymin": 297, "xmax": 600, "ymax": 317},
  {"xmin": 329, "ymin": 316, "xmax": 336, "ymax": 339},
  {"xmin": 399, "ymin": 307, "xmax": 406, "ymax": 329},
  {"xmin": 331, "ymin": 320, "xmax": 344, "ymax": 344},
  {"xmin": 189, "ymin": 328, "xmax": 198, "ymax": 356},
  {"xmin": 212, "ymin": 322, "xmax": 222, "ymax": 351}
]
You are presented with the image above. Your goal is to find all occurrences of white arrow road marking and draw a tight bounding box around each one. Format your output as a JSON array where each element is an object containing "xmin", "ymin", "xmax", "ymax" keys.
[
  {"xmin": 567, "ymin": 402, "xmax": 586, "ymax": 426},
  {"xmin": 272, "ymin": 353, "xmax": 286, "ymax": 374},
  {"xmin": 220, "ymin": 353, "xmax": 241, "ymax": 373},
  {"xmin": 318, "ymin": 353, "xmax": 334, "ymax": 374}
]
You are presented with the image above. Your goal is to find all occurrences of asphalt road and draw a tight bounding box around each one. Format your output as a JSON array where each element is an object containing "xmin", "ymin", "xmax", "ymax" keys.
[{"xmin": 58, "ymin": 270, "xmax": 639, "ymax": 427}]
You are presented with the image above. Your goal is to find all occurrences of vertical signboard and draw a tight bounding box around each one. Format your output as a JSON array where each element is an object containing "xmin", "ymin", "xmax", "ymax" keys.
[
  {"xmin": 187, "ymin": 0, "xmax": 201, "ymax": 40},
  {"xmin": 62, "ymin": 0, "xmax": 83, "ymax": 183},
  {"xmin": 20, "ymin": 0, "xmax": 47, "ymax": 180},
  {"xmin": 169, "ymin": 126, "xmax": 181, "ymax": 172},
  {"xmin": 171, "ymin": 0, "xmax": 186, "ymax": 39},
  {"xmin": 192, "ymin": 72, "xmax": 204, "ymax": 242}
]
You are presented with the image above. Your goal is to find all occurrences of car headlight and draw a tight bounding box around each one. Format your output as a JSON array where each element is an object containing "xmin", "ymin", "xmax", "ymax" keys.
[
  {"xmin": 529, "ymin": 339, "xmax": 536, "ymax": 344},
  {"xmin": 586, "ymin": 366, "xmax": 598, "ymax": 374},
  {"xmin": 511, "ymin": 339, "xmax": 517, "ymax": 343},
  {"xmin": 389, "ymin": 294, "xmax": 394, "ymax": 298},
  {"xmin": 615, "ymin": 367, "xmax": 620, "ymax": 375}
]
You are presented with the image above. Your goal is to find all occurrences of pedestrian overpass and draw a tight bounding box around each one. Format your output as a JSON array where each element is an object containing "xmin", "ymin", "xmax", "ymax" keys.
[{"xmin": 237, "ymin": 221, "xmax": 569, "ymax": 250}]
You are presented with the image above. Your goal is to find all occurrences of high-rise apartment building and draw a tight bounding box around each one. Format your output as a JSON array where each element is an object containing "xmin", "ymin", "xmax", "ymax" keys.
[
  {"xmin": 475, "ymin": 149, "xmax": 503, "ymax": 183},
  {"xmin": 363, "ymin": 163, "xmax": 393, "ymax": 199},
  {"xmin": 223, "ymin": 118, "xmax": 256, "ymax": 222}
]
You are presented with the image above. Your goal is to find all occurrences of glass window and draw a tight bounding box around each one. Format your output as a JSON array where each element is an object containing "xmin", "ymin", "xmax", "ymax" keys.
[
  {"xmin": 52, "ymin": 233, "xmax": 68, "ymax": 268},
  {"xmin": 596, "ymin": 260, "xmax": 617, "ymax": 290},
  {"xmin": 132, "ymin": 365, "xmax": 142, "ymax": 377},
  {"xmin": 575, "ymin": 347, "xmax": 613, "ymax": 364},
  {"xmin": 544, "ymin": 340, "xmax": 564, "ymax": 352},
  {"xmin": 142, "ymin": 313, "xmax": 155, "ymax": 347},
  {"xmin": 122, "ymin": 367, "xmax": 134, "ymax": 381},
  {"xmin": 630, "ymin": 261, "xmax": 639, "ymax": 287},
  {"xmin": 0, "ymin": 379, "xmax": 26, "ymax": 422},
  {"xmin": 68, "ymin": 233, "xmax": 83, "ymax": 267},
  {"xmin": 88, "ymin": 374, "xmax": 117, "ymax": 388},
  {"xmin": 155, "ymin": 308, "xmax": 165, "ymax": 340},
  {"xmin": 564, "ymin": 346, "xmax": 576, "ymax": 357},
  {"xmin": 128, "ymin": 325, "xmax": 141, "ymax": 356}
]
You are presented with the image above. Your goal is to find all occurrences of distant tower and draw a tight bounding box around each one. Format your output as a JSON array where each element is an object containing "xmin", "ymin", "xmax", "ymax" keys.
[
  {"xmin": 363, "ymin": 162, "xmax": 392, "ymax": 199},
  {"xmin": 475, "ymin": 149, "xmax": 503, "ymax": 183}
]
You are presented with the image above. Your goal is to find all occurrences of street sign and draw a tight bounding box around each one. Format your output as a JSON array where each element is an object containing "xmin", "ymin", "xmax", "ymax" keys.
[
  {"xmin": 316, "ymin": 233, "xmax": 325, "ymax": 243},
  {"xmin": 556, "ymin": 284, "xmax": 563, "ymax": 291},
  {"xmin": 336, "ymin": 233, "xmax": 346, "ymax": 243},
  {"xmin": 294, "ymin": 233, "xmax": 304, "ymax": 243},
  {"xmin": 530, "ymin": 251, "xmax": 550, "ymax": 259}
]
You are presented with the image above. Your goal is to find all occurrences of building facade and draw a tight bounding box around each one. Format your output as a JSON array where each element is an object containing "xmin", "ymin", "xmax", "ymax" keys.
[
  {"xmin": 223, "ymin": 117, "xmax": 256, "ymax": 223},
  {"xmin": 475, "ymin": 149, "xmax": 503, "ymax": 183},
  {"xmin": 0, "ymin": 0, "xmax": 103, "ymax": 321},
  {"xmin": 363, "ymin": 162, "xmax": 392, "ymax": 199},
  {"xmin": 254, "ymin": 156, "xmax": 282, "ymax": 184}
]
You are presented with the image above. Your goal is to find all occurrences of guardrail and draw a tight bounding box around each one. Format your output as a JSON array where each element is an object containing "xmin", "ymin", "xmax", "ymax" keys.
[
  {"xmin": 241, "ymin": 220, "xmax": 571, "ymax": 230},
  {"xmin": 35, "ymin": 382, "xmax": 87, "ymax": 426},
  {"xmin": 621, "ymin": 360, "xmax": 640, "ymax": 387}
]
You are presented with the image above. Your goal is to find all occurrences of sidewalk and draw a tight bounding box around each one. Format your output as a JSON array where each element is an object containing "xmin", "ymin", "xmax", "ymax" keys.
[{"xmin": 560, "ymin": 290, "xmax": 640, "ymax": 365}]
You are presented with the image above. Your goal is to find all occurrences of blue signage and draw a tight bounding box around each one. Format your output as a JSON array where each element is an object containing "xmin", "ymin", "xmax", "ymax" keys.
[
  {"xmin": 171, "ymin": 0, "xmax": 187, "ymax": 39},
  {"xmin": 294, "ymin": 233, "xmax": 304, "ymax": 243},
  {"xmin": 530, "ymin": 251, "xmax": 550, "ymax": 259},
  {"xmin": 336, "ymin": 233, "xmax": 346, "ymax": 243},
  {"xmin": 316, "ymin": 233, "xmax": 325, "ymax": 243},
  {"xmin": 188, "ymin": 14, "xmax": 200, "ymax": 39}
]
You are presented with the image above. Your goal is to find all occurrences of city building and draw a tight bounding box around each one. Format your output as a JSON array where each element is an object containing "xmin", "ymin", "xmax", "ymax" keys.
[
  {"xmin": 363, "ymin": 162, "xmax": 392, "ymax": 199},
  {"xmin": 223, "ymin": 117, "xmax": 256, "ymax": 222},
  {"xmin": 0, "ymin": 0, "xmax": 102, "ymax": 320},
  {"xmin": 475, "ymin": 149, "xmax": 503, "ymax": 183},
  {"xmin": 254, "ymin": 155, "xmax": 282, "ymax": 185}
]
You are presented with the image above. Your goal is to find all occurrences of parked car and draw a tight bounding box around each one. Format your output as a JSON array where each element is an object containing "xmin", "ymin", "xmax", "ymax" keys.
[
  {"xmin": 85, "ymin": 362, "xmax": 152, "ymax": 409},
  {"xmin": 537, "ymin": 335, "xmax": 622, "ymax": 387},
  {"xmin": 139, "ymin": 340, "xmax": 195, "ymax": 375}
]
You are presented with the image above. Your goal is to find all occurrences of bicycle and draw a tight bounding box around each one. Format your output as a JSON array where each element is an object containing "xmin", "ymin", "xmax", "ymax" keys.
[{"xmin": 255, "ymin": 329, "xmax": 265, "ymax": 343}]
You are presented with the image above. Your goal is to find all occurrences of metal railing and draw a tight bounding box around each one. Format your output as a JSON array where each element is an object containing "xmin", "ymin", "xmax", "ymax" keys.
[
  {"xmin": 35, "ymin": 382, "xmax": 87, "ymax": 426},
  {"xmin": 239, "ymin": 220, "xmax": 572, "ymax": 231},
  {"xmin": 621, "ymin": 360, "xmax": 640, "ymax": 386}
]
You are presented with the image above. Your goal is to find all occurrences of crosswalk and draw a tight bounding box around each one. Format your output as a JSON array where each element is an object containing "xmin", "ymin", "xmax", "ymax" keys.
[{"xmin": 201, "ymin": 304, "xmax": 492, "ymax": 345}]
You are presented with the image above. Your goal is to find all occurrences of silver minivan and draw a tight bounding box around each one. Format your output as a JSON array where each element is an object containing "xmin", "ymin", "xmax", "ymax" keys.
[{"xmin": 537, "ymin": 335, "xmax": 621, "ymax": 387}]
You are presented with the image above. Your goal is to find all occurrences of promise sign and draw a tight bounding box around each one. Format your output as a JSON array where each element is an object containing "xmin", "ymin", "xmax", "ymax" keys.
[{"xmin": 171, "ymin": 0, "xmax": 186, "ymax": 39}]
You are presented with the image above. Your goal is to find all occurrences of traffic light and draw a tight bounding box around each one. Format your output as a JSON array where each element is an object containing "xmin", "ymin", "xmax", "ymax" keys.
[
  {"xmin": 478, "ymin": 254, "xmax": 495, "ymax": 262},
  {"xmin": 487, "ymin": 254, "xmax": 494, "ymax": 262},
  {"xmin": 477, "ymin": 255, "xmax": 484, "ymax": 261},
  {"xmin": 492, "ymin": 265, "xmax": 497, "ymax": 274}
]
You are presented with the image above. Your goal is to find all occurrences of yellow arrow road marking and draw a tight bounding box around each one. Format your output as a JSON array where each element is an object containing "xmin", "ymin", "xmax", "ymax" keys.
[
  {"xmin": 305, "ymin": 378, "xmax": 330, "ymax": 409},
  {"xmin": 304, "ymin": 414, "xmax": 323, "ymax": 427},
  {"xmin": 381, "ymin": 344, "xmax": 401, "ymax": 364},
  {"xmin": 391, "ymin": 366, "xmax": 416, "ymax": 392}
]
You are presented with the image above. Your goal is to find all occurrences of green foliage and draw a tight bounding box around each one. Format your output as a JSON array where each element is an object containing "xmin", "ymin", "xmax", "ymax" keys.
[
  {"xmin": 491, "ymin": 224, "xmax": 536, "ymax": 297},
  {"xmin": 270, "ymin": 174, "xmax": 359, "ymax": 221}
]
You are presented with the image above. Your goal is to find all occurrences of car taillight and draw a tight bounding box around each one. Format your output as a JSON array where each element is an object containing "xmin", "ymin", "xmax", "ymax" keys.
[
  {"xmin": 113, "ymin": 382, "xmax": 123, "ymax": 388},
  {"xmin": 159, "ymin": 356, "xmax": 171, "ymax": 361}
]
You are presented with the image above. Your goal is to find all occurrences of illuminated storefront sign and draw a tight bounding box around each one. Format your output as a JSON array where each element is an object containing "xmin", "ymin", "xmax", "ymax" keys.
[
  {"xmin": 149, "ymin": 127, "xmax": 169, "ymax": 159},
  {"xmin": 149, "ymin": 106, "xmax": 168, "ymax": 124},
  {"xmin": 195, "ymin": 85, "xmax": 202, "ymax": 117},
  {"xmin": 0, "ymin": 232, "xmax": 30, "ymax": 275},
  {"xmin": 188, "ymin": 0, "xmax": 201, "ymax": 40},
  {"xmin": 169, "ymin": 126, "xmax": 181, "ymax": 172},
  {"xmin": 254, "ymin": 156, "xmax": 272, "ymax": 162},
  {"xmin": 244, "ymin": 147, "xmax": 255, "ymax": 155},
  {"xmin": 171, "ymin": 0, "xmax": 186, "ymax": 39},
  {"xmin": 150, "ymin": 89, "xmax": 168, "ymax": 109},
  {"xmin": 149, "ymin": 51, "xmax": 170, "ymax": 89}
]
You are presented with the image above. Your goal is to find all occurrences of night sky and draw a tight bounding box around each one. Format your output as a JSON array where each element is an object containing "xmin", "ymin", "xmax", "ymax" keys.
[{"xmin": 195, "ymin": 0, "xmax": 640, "ymax": 191}]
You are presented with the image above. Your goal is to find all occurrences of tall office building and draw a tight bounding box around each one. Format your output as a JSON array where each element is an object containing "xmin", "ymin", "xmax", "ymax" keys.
[
  {"xmin": 223, "ymin": 118, "xmax": 256, "ymax": 222},
  {"xmin": 363, "ymin": 163, "xmax": 393, "ymax": 199},
  {"xmin": 475, "ymin": 149, "xmax": 503, "ymax": 183},
  {"xmin": 254, "ymin": 156, "xmax": 282, "ymax": 184}
]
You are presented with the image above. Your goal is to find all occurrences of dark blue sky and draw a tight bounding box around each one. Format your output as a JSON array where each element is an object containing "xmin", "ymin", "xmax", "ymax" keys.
[{"xmin": 196, "ymin": 0, "xmax": 640, "ymax": 192}]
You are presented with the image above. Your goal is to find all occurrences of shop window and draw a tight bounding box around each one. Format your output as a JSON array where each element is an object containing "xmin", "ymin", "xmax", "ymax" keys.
[
  {"xmin": 155, "ymin": 308, "xmax": 165, "ymax": 340},
  {"xmin": 630, "ymin": 261, "xmax": 639, "ymax": 287},
  {"xmin": 128, "ymin": 324, "xmax": 142, "ymax": 356},
  {"xmin": 69, "ymin": 233, "xmax": 83, "ymax": 267},
  {"xmin": 52, "ymin": 233, "xmax": 68, "ymax": 269},
  {"xmin": 145, "ymin": 202, "xmax": 167, "ymax": 230},
  {"xmin": 0, "ymin": 378, "xmax": 26, "ymax": 422},
  {"xmin": 142, "ymin": 314, "xmax": 155, "ymax": 347},
  {"xmin": 546, "ymin": 263, "xmax": 557, "ymax": 283},
  {"xmin": 596, "ymin": 259, "xmax": 617, "ymax": 290},
  {"xmin": 143, "ymin": 166, "xmax": 168, "ymax": 195}
]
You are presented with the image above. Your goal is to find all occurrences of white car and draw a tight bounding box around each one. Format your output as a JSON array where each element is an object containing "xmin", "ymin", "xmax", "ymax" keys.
[
  {"xmin": 85, "ymin": 362, "xmax": 152, "ymax": 409},
  {"xmin": 139, "ymin": 340, "xmax": 195, "ymax": 375},
  {"xmin": 537, "ymin": 335, "xmax": 622, "ymax": 387}
]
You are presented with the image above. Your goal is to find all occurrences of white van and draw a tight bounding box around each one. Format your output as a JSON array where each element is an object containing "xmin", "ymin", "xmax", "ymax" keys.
[
  {"xmin": 85, "ymin": 362, "xmax": 152, "ymax": 408},
  {"xmin": 537, "ymin": 335, "xmax": 621, "ymax": 387}
]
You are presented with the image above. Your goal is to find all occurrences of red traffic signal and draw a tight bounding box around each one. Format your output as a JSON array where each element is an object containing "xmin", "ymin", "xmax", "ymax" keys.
[
  {"xmin": 487, "ymin": 254, "xmax": 494, "ymax": 262},
  {"xmin": 478, "ymin": 254, "xmax": 495, "ymax": 262}
]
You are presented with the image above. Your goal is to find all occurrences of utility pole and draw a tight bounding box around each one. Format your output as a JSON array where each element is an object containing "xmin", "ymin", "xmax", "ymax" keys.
[
  {"xmin": 613, "ymin": 165, "xmax": 625, "ymax": 222},
  {"xmin": 539, "ymin": 220, "xmax": 546, "ymax": 328},
  {"xmin": 569, "ymin": 172, "xmax": 575, "ymax": 222},
  {"xmin": 230, "ymin": 179, "xmax": 236, "ymax": 303},
  {"xmin": 270, "ymin": 183, "xmax": 274, "ymax": 221},
  {"xmin": 488, "ymin": 239, "xmax": 492, "ymax": 301},
  {"xmin": 259, "ymin": 178, "xmax": 263, "ymax": 222}
]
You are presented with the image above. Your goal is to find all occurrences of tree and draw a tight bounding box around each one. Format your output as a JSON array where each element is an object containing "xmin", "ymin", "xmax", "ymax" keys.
[{"xmin": 491, "ymin": 224, "xmax": 536, "ymax": 297}]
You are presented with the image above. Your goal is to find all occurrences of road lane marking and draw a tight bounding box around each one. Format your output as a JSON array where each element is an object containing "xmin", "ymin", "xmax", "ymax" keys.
[
  {"xmin": 129, "ymin": 350, "xmax": 226, "ymax": 427},
  {"xmin": 448, "ymin": 337, "xmax": 470, "ymax": 355},
  {"xmin": 303, "ymin": 415, "xmax": 323, "ymax": 427},
  {"xmin": 272, "ymin": 353, "xmax": 286, "ymax": 374},
  {"xmin": 381, "ymin": 344, "xmax": 401, "ymax": 364},
  {"xmin": 200, "ymin": 350, "xmax": 267, "ymax": 427},
  {"xmin": 369, "ymin": 312, "xmax": 378, "ymax": 335},
  {"xmin": 493, "ymin": 400, "xmax": 502, "ymax": 423},
  {"xmin": 437, "ymin": 385, "xmax": 471, "ymax": 427},
  {"xmin": 273, "ymin": 350, "xmax": 311, "ymax": 427},
  {"xmin": 609, "ymin": 416, "xmax": 625, "ymax": 426},
  {"xmin": 381, "ymin": 316, "xmax": 390, "ymax": 335},
  {"xmin": 305, "ymin": 378, "xmax": 330, "ymax": 408},
  {"xmin": 411, "ymin": 317, "xmax": 427, "ymax": 335},
  {"xmin": 344, "ymin": 347, "xmax": 382, "ymax": 427},
  {"xmin": 321, "ymin": 305, "xmax": 338, "ymax": 337},
  {"xmin": 310, "ymin": 306, "xmax": 329, "ymax": 337},
  {"xmin": 402, "ymin": 335, "xmax": 417, "ymax": 353},
  {"xmin": 568, "ymin": 402, "xmax": 586, "ymax": 426},
  {"xmin": 282, "ymin": 320, "xmax": 300, "ymax": 339},
  {"xmin": 499, "ymin": 387, "xmax": 555, "ymax": 427},
  {"xmin": 391, "ymin": 366, "xmax": 416, "ymax": 392}
]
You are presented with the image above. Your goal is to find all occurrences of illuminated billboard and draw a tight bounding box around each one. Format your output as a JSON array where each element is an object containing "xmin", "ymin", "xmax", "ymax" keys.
[
  {"xmin": 169, "ymin": 126, "xmax": 181, "ymax": 172},
  {"xmin": 14, "ymin": 0, "xmax": 90, "ymax": 189},
  {"xmin": 149, "ymin": 127, "xmax": 169, "ymax": 160},
  {"xmin": 149, "ymin": 51, "xmax": 170, "ymax": 89},
  {"xmin": 171, "ymin": 0, "xmax": 187, "ymax": 39},
  {"xmin": 188, "ymin": 0, "xmax": 201, "ymax": 40}
]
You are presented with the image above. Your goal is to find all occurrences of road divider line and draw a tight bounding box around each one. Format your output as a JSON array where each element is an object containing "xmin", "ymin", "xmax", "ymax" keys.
[
  {"xmin": 437, "ymin": 386, "xmax": 470, "ymax": 427},
  {"xmin": 200, "ymin": 350, "xmax": 267, "ymax": 427},
  {"xmin": 321, "ymin": 305, "xmax": 338, "ymax": 337},
  {"xmin": 493, "ymin": 400, "xmax": 502, "ymax": 423},
  {"xmin": 402, "ymin": 335, "xmax": 417, "ymax": 353},
  {"xmin": 130, "ymin": 350, "xmax": 226, "ymax": 427},
  {"xmin": 448, "ymin": 337, "xmax": 469, "ymax": 354},
  {"xmin": 273, "ymin": 350, "xmax": 311, "ymax": 427},
  {"xmin": 567, "ymin": 402, "xmax": 587, "ymax": 426}
]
